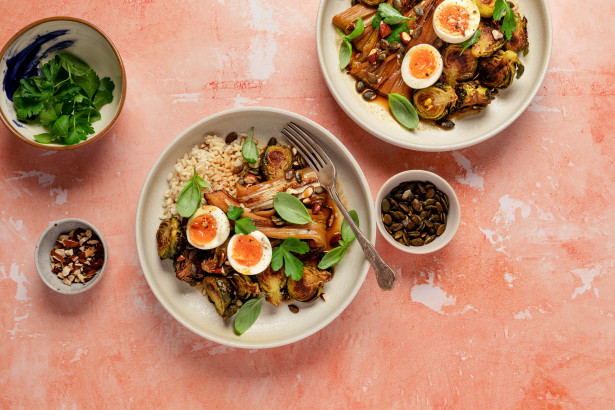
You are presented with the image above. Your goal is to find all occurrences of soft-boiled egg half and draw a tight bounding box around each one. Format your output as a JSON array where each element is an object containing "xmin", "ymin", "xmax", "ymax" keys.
[
  {"xmin": 433, "ymin": 0, "xmax": 481, "ymax": 44},
  {"xmin": 400, "ymin": 44, "xmax": 443, "ymax": 89},
  {"xmin": 227, "ymin": 231, "xmax": 272, "ymax": 275},
  {"xmin": 186, "ymin": 205, "xmax": 231, "ymax": 250}
]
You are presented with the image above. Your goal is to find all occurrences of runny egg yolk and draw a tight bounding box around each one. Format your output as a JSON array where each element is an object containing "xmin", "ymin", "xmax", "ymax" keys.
[
  {"xmin": 409, "ymin": 47, "xmax": 439, "ymax": 79},
  {"xmin": 189, "ymin": 214, "xmax": 218, "ymax": 247},
  {"xmin": 437, "ymin": 4, "xmax": 471, "ymax": 36},
  {"xmin": 231, "ymin": 234, "xmax": 263, "ymax": 267}
]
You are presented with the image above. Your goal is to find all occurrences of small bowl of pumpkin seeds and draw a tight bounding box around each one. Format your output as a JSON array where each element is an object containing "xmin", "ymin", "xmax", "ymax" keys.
[{"xmin": 376, "ymin": 170, "xmax": 460, "ymax": 254}]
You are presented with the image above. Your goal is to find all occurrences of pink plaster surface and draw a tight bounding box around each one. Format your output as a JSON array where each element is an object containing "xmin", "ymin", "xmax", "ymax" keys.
[{"xmin": 1, "ymin": 0, "xmax": 614, "ymax": 408}]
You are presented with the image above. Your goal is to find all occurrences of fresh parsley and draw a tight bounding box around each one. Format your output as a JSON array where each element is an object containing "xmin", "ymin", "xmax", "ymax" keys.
[
  {"xmin": 388, "ymin": 93, "xmax": 419, "ymax": 130},
  {"xmin": 271, "ymin": 237, "xmax": 310, "ymax": 281},
  {"xmin": 459, "ymin": 29, "xmax": 481, "ymax": 54},
  {"xmin": 176, "ymin": 169, "xmax": 210, "ymax": 218},
  {"xmin": 318, "ymin": 210, "xmax": 359, "ymax": 270},
  {"xmin": 241, "ymin": 127, "xmax": 259, "ymax": 164},
  {"xmin": 337, "ymin": 17, "xmax": 365, "ymax": 69},
  {"xmin": 233, "ymin": 295, "xmax": 265, "ymax": 335},
  {"xmin": 226, "ymin": 205, "xmax": 258, "ymax": 235},
  {"xmin": 12, "ymin": 52, "xmax": 115, "ymax": 145},
  {"xmin": 273, "ymin": 192, "xmax": 313, "ymax": 225},
  {"xmin": 493, "ymin": 0, "xmax": 519, "ymax": 41},
  {"xmin": 387, "ymin": 22, "xmax": 410, "ymax": 43}
]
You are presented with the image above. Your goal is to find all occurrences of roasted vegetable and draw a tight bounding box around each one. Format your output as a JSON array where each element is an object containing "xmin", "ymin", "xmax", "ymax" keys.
[
  {"xmin": 441, "ymin": 45, "xmax": 478, "ymax": 87},
  {"xmin": 505, "ymin": 16, "xmax": 528, "ymax": 54},
  {"xmin": 174, "ymin": 248, "xmax": 204, "ymax": 283},
  {"xmin": 471, "ymin": 20, "xmax": 506, "ymax": 58},
  {"xmin": 201, "ymin": 276, "xmax": 238, "ymax": 320},
  {"xmin": 287, "ymin": 265, "xmax": 332, "ymax": 303},
  {"xmin": 478, "ymin": 50, "xmax": 519, "ymax": 89},
  {"xmin": 473, "ymin": 0, "xmax": 496, "ymax": 17},
  {"xmin": 361, "ymin": 0, "xmax": 385, "ymax": 5},
  {"xmin": 260, "ymin": 144, "xmax": 294, "ymax": 180},
  {"xmin": 412, "ymin": 83, "xmax": 458, "ymax": 121},
  {"xmin": 200, "ymin": 238, "xmax": 230, "ymax": 274},
  {"xmin": 455, "ymin": 81, "xmax": 493, "ymax": 112},
  {"xmin": 156, "ymin": 217, "xmax": 185, "ymax": 259},
  {"xmin": 256, "ymin": 266, "xmax": 289, "ymax": 306},
  {"xmin": 230, "ymin": 273, "xmax": 260, "ymax": 301}
]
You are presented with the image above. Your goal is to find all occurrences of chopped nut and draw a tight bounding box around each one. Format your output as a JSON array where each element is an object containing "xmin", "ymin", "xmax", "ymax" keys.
[
  {"xmin": 379, "ymin": 21, "xmax": 392, "ymax": 38},
  {"xmin": 368, "ymin": 48, "xmax": 378, "ymax": 64},
  {"xmin": 492, "ymin": 29, "xmax": 504, "ymax": 40},
  {"xmin": 400, "ymin": 31, "xmax": 412, "ymax": 44}
]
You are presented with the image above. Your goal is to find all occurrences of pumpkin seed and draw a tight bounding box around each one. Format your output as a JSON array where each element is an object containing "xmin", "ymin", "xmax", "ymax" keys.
[
  {"xmin": 413, "ymin": 5, "xmax": 424, "ymax": 16},
  {"xmin": 356, "ymin": 80, "xmax": 366, "ymax": 93},
  {"xmin": 362, "ymin": 90, "xmax": 377, "ymax": 101}
]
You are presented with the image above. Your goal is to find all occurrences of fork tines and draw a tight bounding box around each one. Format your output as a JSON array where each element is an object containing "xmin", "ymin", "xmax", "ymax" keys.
[{"xmin": 281, "ymin": 122, "xmax": 327, "ymax": 171}]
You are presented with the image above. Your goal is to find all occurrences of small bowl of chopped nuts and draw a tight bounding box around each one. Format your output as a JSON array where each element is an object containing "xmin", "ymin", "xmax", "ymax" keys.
[
  {"xmin": 376, "ymin": 170, "xmax": 460, "ymax": 254},
  {"xmin": 35, "ymin": 218, "xmax": 107, "ymax": 294}
]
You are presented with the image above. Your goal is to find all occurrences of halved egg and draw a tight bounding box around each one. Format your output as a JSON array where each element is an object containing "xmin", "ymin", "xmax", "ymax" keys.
[
  {"xmin": 227, "ymin": 231, "xmax": 272, "ymax": 275},
  {"xmin": 433, "ymin": 0, "xmax": 481, "ymax": 44},
  {"xmin": 400, "ymin": 44, "xmax": 443, "ymax": 89},
  {"xmin": 186, "ymin": 205, "xmax": 230, "ymax": 250}
]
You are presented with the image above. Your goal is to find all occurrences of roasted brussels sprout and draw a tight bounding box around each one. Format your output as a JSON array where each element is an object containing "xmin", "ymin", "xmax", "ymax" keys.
[
  {"xmin": 478, "ymin": 50, "xmax": 519, "ymax": 89},
  {"xmin": 361, "ymin": 0, "xmax": 385, "ymax": 5},
  {"xmin": 287, "ymin": 265, "xmax": 332, "ymax": 303},
  {"xmin": 201, "ymin": 276, "xmax": 238, "ymax": 320},
  {"xmin": 471, "ymin": 21, "xmax": 506, "ymax": 58},
  {"xmin": 441, "ymin": 45, "xmax": 478, "ymax": 87},
  {"xmin": 156, "ymin": 217, "xmax": 185, "ymax": 259},
  {"xmin": 260, "ymin": 144, "xmax": 293, "ymax": 180},
  {"xmin": 505, "ymin": 16, "xmax": 528, "ymax": 55},
  {"xmin": 412, "ymin": 83, "xmax": 458, "ymax": 121},
  {"xmin": 174, "ymin": 248, "xmax": 204, "ymax": 283},
  {"xmin": 455, "ymin": 81, "xmax": 493, "ymax": 112},
  {"xmin": 256, "ymin": 266, "xmax": 289, "ymax": 306},
  {"xmin": 200, "ymin": 238, "xmax": 230, "ymax": 274},
  {"xmin": 230, "ymin": 273, "xmax": 260, "ymax": 301},
  {"xmin": 473, "ymin": 0, "xmax": 496, "ymax": 17}
]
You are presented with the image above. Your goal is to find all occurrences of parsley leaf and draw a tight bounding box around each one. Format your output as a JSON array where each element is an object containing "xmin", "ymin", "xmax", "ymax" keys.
[
  {"xmin": 387, "ymin": 22, "xmax": 410, "ymax": 43},
  {"xmin": 234, "ymin": 217, "xmax": 258, "ymax": 235},
  {"xmin": 227, "ymin": 205, "xmax": 244, "ymax": 221},
  {"xmin": 493, "ymin": 0, "xmax": 519, "ymax": 40},
  {"xmin": 459, "ymin": 29, "xmax": 481, "ymax": 54},
  {"xmin": 272, "ymin": 237, "xmax": 310, "ymax": 281}
]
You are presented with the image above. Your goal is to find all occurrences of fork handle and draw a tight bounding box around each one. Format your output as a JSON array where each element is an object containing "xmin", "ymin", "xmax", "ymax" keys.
[{"xmin": 328, "ymin": 186, "xmax": 397, "ymax": 291}]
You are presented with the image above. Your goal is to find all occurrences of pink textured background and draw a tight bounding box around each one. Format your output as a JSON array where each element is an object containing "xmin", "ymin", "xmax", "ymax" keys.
[{"xmin": 1, "ymin": 0, "xmax": 614, "ymax": 408}]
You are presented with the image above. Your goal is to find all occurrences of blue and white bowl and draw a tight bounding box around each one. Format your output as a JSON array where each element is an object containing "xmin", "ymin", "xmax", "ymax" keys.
[{"xmin": 0, "ymin": 17, "xmax": 126, "ymax": 150}]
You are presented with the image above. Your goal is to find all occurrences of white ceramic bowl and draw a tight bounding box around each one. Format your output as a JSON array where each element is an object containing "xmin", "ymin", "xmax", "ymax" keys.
[
  {"xmin": 135, "ymin": 107, "xmax": 376, "ymax": 349},
  {"xmin": 376, "ymin": 170, "xmax": 460, "ymax": 254},
  {"xmin": 35, "ymin": 218, "xmax": 108, "ymax": 294},
  {"xmin": 0, "ymin": 17, "xmax": 126, "ymax": 150},
  {"xmin": 316, "ymin": 0, "xmax": 552, "ymax": 151}
]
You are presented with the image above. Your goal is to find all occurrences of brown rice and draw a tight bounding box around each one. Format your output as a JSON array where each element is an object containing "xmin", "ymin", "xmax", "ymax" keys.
[{"xmin": 160, "ymin": 135, "xmax": 245, "ymax": 219}]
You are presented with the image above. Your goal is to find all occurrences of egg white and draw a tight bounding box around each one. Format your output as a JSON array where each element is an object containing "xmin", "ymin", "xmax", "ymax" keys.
[
  {"xmin": 400, "ymin": 44, "xmax": 443, "ymax": 89},
  {"xmin": 433, "ymin": 0, "xmax": 481, "ymax": 44},
  {"xmin": 227, "ymin": 231, "xmax": 272, "ymax": 276},
  {"xmin": 186, "ymin": 205, "xmax": 230, "ymax": 250}
]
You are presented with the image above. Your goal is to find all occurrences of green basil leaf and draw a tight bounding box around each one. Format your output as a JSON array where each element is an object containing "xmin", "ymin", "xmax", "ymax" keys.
[
  {"xmin": 271, "ymin": 247, "xmax": 284, "ymax": 272},
  {"xmin": 317, "ymin": 246, "xmax": 347, "ymax": 270},
  {"xmin": 273, "ymin": 192, "xmax": 313, "ymax": 224},
  {"xmin": 339, "ymin": 38, "xmax": 352, "ymax": 70},
  {"xmin": 227, "ymin": 205, "xmax": 244, "ymax": 221},
  {"xmin": 241, "ymin": 127, "xmax": 259, "ymax": 164},
  {"xmin": 346, "ymin": 17, "xmax": 365, "ymax": 41},
  {"xmin": 280, "ymin": 237, "xmax": 310, "ymax": 254},
  {"xmin": 341, "ymin": 210, "xmax": 360, "ymax": 244},
  {"xmin": 459, "ymin": 29, "xmax": 481, "ymax": 54},
  {"xmin": 176, "ymin": 169, "xmax": 203, "ymax": 218},
  {"xmin": 234, "ymin": 217, "xmax": 257, "ymax": 235},
  {"xmin": 388, "ymin": 93, "xmax": 419, "ymax": 130},
  {"xmin": 233, "ymin": 296, "xmax": 264, "ymax": 335},
  {"xmin": 282, "ymin": 248, "xmax": 304, "ymax": 281},
  {"xmin": 378, "ymin": 3, "xmax": 413, "ymax": 25}
]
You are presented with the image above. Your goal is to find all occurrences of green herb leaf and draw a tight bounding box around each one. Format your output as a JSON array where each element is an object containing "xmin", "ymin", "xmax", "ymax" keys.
[
  {"xmin": 377, "ymin": 3, "xmax": 414, "ymax": 25},
  {"xmin": 346, "ymin": 16, "xmax": 365, "ymax": 41},
  {"xmin": 282, "ymin": 248, "xmax": 305, "ymax": 281},
  {"xmin": 92, "ymin": 77, "xmax": 115, "ymax": 110},
  {"xmin": 459, "ymin": 29, "xmax": 481, "ymax": 54},
  {"xmin": 280, "ymin": 237, "xmax": 310, "ymax": 254},
  {"xmin": 233, "ymin": 296, "xmax": 265, "ymax": 335},
  {"xmin": 273, "ymin": 192, "xmax": 313, "ymax": 224},
  {"xmin": 387, "ymin": 22, "xmax": 409, "ymax": 43},
  {"xmin": 234, "ymin": 217, "xmax": 258, "ymax": 235},
  {"xmin": 272, "ymin": 237, "xmax": 310, "ymax": 280},
  {"xmin": 75, "ymin": 69, "xmax": 100, "ymax": 99},
  {"xmin": 388, "ymin": 93, "xmax": 419, "ymax": 130},
  {"xmin": 317, "ymin": 246, "xmax": 347, "ymax": 270},
  {"xmin": 339, "ymin": 38, "xmax": 353, "ymax": 70},
  {"xmin": 58, "ymin": 52, "xmax": 91, "ymax": 76},
  {"xmin": 271, "ymin": 246, "xmax": 284, "ymax": 272},
  {"xmin": 33, "ymin": 133, "xmax": 57, "ymax": 144},
  {"xmin": 227, "ymin": 205, "xmax": 244, "ymax": 221},
  {"xmin": 341, "ymin": 210, "xmax": 360, "ymax": 244},
  {"xmin": 241, "ymin": 127, "xmax": 259, "ymax": 164},
  {"xmin": 176, "ymin": 169, "xmax": 204, "ymax": 218},
  {"xmin": 493, "ymin": 0, "xmax": 518, "ymax": 40}
]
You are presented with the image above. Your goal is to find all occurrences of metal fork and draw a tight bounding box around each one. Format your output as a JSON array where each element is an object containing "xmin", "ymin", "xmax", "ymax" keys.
[{"xmin": 281, "ymin": 122, "xmax": 397, "ymax": 291}]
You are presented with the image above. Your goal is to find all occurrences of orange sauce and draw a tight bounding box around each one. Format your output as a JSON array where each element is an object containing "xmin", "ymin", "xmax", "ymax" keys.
[
  {"xmin": 232, "ymin": 235, "xmax": 263, "ymax": 267},
  {"xmin": 408, "ymin": 47, "xmax": 439, "ymax": 79},
  {"xmin": 437, "ymin": 5, "xmax": 470, "ymax": 35},
  {"xmin": 189, "ymin": 214, "xmax": 218, "ymax": 246}
]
